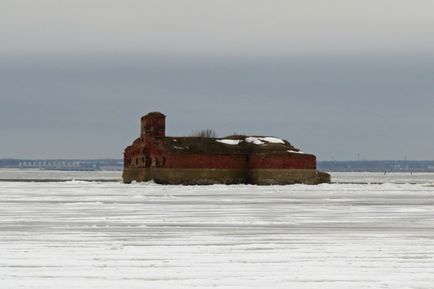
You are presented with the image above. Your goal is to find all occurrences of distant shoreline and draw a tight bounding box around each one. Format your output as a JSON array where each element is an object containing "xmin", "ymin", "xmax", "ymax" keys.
[{"xmin": 1, "ymin": 159, "xmax": 434, "ymax": 173}]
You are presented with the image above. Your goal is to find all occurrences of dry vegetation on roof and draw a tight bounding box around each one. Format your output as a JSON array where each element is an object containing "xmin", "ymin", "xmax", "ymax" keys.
[{"xmin": 190, "ymin": 129, "xmax": 217, "ymax": 138}]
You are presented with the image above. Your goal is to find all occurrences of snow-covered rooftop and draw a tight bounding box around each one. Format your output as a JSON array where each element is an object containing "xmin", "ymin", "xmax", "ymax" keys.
[
  {"xmin": 216, "ymin": 136, "xmax": 286, "ymax": 146},
  {"xmin": 245, "ymin": 137, "xmax": 285, "ymax": 145},
  {"xmin": 216, "ymin": 139, "xmax": 243, "ymax": 145}
]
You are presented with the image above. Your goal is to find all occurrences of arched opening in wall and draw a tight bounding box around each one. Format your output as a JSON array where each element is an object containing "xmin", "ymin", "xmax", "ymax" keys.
[
  {"xmin": 162, "ymin": 157, "xmax": 166, "ymax": 167},
  {"xmin": 136, "ymin": 158, "xmax": 138, "ymax": 166},
  {"xmin": 156, "ymin": 158, "xmax": 160, "ymax": 167}
]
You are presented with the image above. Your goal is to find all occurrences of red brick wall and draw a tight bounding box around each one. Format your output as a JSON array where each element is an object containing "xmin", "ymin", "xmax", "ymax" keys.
[
  {"xmin": 125, "ymin": 137, "xmax": 316, "ymax": 171},
  {"xmin": 124, "ymin": 143, "xmax": 143, "ymax": 168},
  {"xmin": 248, "ymin": 153, "xmax": 316, "ymax": 170},
  {"xmin": 125, "ymin": 146, "xmax": 316, "ymax": 170},
  {"xmin": 154, "ymin": 152, "xmax": 315, "ymax": 170},
  {"xmin": 165, "ymin": 153, "xmax": 247, "ymax": 169}
]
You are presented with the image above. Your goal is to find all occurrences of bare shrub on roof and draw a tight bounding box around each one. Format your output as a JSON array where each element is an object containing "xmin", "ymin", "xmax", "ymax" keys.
[{"xmin": 191, "ymin": 129, "xmax": 217, "ymax": 138}]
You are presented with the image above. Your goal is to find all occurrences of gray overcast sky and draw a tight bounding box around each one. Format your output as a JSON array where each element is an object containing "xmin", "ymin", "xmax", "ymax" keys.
[{"xmin": 0, "ymin": 0, "xmax": 433, "ymax": 160}]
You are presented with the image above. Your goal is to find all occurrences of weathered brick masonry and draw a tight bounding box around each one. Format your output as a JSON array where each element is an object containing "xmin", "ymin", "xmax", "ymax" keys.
[{"xmin": 123, "ymin": 112, "xmax": 330, "ymax": 185}]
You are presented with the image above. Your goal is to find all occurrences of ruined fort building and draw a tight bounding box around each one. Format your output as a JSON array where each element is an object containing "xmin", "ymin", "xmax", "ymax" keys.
[{"xmin": 123, "ymin": 112, "xmax": 330, "ymax": 185}]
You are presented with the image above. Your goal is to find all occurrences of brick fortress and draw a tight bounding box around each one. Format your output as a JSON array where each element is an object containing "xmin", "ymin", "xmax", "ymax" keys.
[{"xmin": 123, "ymin": 112, "xmax": 330, "ymax": 185}]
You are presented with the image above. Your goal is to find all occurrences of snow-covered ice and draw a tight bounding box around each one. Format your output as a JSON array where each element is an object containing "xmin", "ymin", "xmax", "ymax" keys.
[
  {"xmin": 0, "ymin": 168, "xmax": 121, "ymax": 181},
  {"xmin": 1, "ymin": 171, "xmax": 434, "ymax": 288}
]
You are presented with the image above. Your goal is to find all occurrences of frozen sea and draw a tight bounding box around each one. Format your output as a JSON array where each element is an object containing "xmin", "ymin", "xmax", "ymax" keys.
[{"xmin": 1, "ymin": 170, "xmax": 434, "ymax": 288}]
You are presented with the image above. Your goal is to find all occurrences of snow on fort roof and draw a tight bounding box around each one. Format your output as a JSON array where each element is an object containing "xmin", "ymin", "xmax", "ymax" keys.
[
  {"xmin": 260, "ymin": 137, "xmax": 285, "ymax": 144},
  {"xmin": 216, "ymin": 136, "xmax": 285, "ymax": 146},
  {"xmin": 288, "ymin": 150, "xmax": 305, "ymax": 154},
  {"xmin": 245, "ymin": 137, "xmax": 285, "ymax": 145},
  {"xmin": 216, "ymin": 139, "xmax": 243, "ymax": 145}
]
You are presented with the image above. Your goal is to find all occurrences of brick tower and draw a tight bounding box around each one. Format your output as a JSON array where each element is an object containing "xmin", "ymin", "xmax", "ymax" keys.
[{"xmin": 141, "ymin": 112, "xmax": 166, "ymax": 139}]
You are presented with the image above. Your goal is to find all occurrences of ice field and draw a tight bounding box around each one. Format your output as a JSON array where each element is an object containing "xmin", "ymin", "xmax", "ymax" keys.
[{"xmin": 1, "ymin": 170, "xmax": 434, "ymax": 288}]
